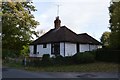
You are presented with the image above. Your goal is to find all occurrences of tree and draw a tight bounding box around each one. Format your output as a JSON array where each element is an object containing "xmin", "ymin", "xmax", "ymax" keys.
[
  {"xmin": 2, "ymin": 2, "xmax": 39, "ymax": 56},
  {"xmin": 20, "ymin": 45, "xmax": 29, "ymax": 57},
  {"xmin": 100, "ymin": 31, "xmax": 111, "ymax": 47},
  {"xmin": 109, "ymin": 1, "xmax": 120, "ymax": 49}
]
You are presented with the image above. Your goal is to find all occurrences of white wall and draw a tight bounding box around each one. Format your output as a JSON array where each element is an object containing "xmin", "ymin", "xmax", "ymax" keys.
[
  {"xmin": 97, "ymin": 45, "xmax": 102, "ymax": 48},
  {"xmin": 37, "ymin": 44, "xmax": 51, "ymax": 57},
  {"xmin": 29, "ymin": 45, "xmax": 41, "ymax": 57},
  {"xmin": 89, "ymin": 45, "xmax": 102, "ymax": 51},
  {"xmin": 89, "ymin": 45, "xmax": 97, "ymax": 51},
  {"xmin": 80, "ymin": 44, "xmax": 90, "ymax": 52},
  {"xmin": 65, "ymin": 42, "xmax": 77, "ymax": 56},
  {"xmin": 29, "ymin": 43, "xmax": 102, "ymax": 57},
  {"xmin": 79, "ymin": 44, "xmax": 102, "ymax": 52},
  {"xmin": 29, "ymin": 53, "xmax": 42, "ymax": 57},
  {"xmin": 29, "ymin": 44, "xmax": 51, "ymax": 57},
  {"xmin": 60, "ymin": 42, "xmax": 65, "ymax": 56}
]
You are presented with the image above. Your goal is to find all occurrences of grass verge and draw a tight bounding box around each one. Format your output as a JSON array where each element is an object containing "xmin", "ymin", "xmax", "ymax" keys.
[
  {"xmin": 3, "ymin": 60, "xmax": 119, "ymax": 72},
  {"xmin": 25, "ymin": 62, "xmax": 119, "ymax": 72}
]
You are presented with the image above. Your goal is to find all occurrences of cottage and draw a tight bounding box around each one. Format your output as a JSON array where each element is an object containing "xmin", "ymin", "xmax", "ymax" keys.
[{"xmin": 29, "ymin": 16, "xmax": 102, "ymax": 57}]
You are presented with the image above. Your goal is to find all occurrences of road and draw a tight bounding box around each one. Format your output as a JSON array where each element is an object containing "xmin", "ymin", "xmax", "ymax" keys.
[{"xmin": 2, "ymin": 67, "xmax": 120, "ymax": 78}]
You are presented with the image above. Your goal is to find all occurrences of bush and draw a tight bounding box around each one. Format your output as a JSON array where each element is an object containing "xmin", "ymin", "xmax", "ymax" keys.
[
  {"xmin": 41, "ymin": 54, "xmax": 52, "ymax": 66},
  {"xmin": 73, "ymin": 52, "xmax": 95, "ymax": 64},
  {"xmin": 42, "ymin": 54, "xmax": 50, "ymax": 61},
  {"xmin": 2, "ymin": 49, "xmax": 18, "ymax": 59},
  {"xmin": 52, "ymin": 55, "xmax": 64, "ymax": 65},
  {"xmin": 27, "ymin": 58, "xmax": 41, "ymax": 67},
  {"xmin": 63, "ymin": 56, "xmax": 74, "ymax": 65},
  {"xmin": 28, "ymin": 54, "xmax": 64, "ymax": 67},
  {"xmin": 95, "ymin": 48, "xmax": 119, "ymax": 62}
]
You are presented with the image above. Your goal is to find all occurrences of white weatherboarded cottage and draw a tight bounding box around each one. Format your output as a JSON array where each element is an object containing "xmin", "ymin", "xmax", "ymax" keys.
[{"xmin": 29, "ymin": 16, "xmax": 102, "ymax": 57}]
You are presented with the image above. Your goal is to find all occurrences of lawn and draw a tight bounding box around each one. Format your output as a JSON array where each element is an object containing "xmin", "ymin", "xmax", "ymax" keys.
[
  {"xmin": 25, "ymin": 62, "xmax": 119, "ymax": 72},
  {"xmin": 3, "ymin": 59, "xmax": 119, "ymax": 72}
]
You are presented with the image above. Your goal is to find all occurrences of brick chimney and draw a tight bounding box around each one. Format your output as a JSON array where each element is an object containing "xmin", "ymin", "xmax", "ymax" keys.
[{"xmin": 54, "ymin": 16, "xmax": 61, "ymax": 29}]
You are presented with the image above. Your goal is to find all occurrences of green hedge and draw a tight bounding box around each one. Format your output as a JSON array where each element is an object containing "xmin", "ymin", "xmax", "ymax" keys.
[
  {"xmin": 28, "ymin": 54, "xmax": 52, "ymax": 67},
  {"xmin": 95, "ymin": 48, "xmax": 120, "ymax": 62},
  {"xmin": 72, "ymin": 51, "xmax": 95, "ymax": 64},
  {"xmin": 41, "ymin": 54, "xmax": 53, "ymax": 66},
  {"xmin": 52, "ymin": 55, "xmax": 64, "ymax": 65},
  {"xmin": 28, "ymin": 52, "xmax": 96, "ymax": 67}
]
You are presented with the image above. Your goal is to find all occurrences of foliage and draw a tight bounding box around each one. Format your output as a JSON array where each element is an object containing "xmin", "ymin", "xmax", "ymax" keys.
[
  {"xmin": 109, "ymin": 1, "xmax": 120, "ymax": 49},
  {"xmin": 27, "ymin": 54, "xmax": 51, "ymax": 67},
  {"xmin": 3, "ymin": 57, "xmax": 119, "ymax": 72},
  {"xmin": 28, "ymin": 52, "xmax": 96, "ymax": 67},
  {"xmin": 3, "ymin": 56, "xmax": 119, "ymax": 72},
  {"xmin": 62, "ymin": 56, "xmax": 74, "ymax": 65},
  {"xmin": 41, "ymin": 54, "xmax": 52, "ymax": 66},
  {"xmin": 29, "ymin": 58, "xmax": 41, "ymax": 67},
  {"xmin": 95, "ymin": 48, "xmax": 119, "ymax": 63},
  {"xmin": 0, "ymin": 12, "xmax": 2, "ymax": 16},
  {"xmin": 2, "ymin": 49, "xmax": 19, "ymax": 59},
  {"xmin": 42, "ymin": 54, "xmax": 50, "ymax": 61},
  {"xmin": 20, "ymin": 45, "xmax": 29, "ymax": 57},
  {"xmin": 25, "ymin": 49, "xmax": 119, "ymax": 67},
  {"xmin": 100, "ymin": 31, "xmax": 111, "ymax": 47},
  {"xmin": 73, "ymin": 52, "xmax": 95, "ymax": 64},
  {"xmin": 52, "ymin": 55, "xmax": 64, "ymax": 65},
  {"xmin": 2, "ymin": 2, "xmax": 39, "ymax": 56}
]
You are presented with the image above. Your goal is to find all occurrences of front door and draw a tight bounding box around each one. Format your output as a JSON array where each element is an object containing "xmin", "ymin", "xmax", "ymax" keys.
[{"xmin": 51, "ymin": 43, "xmax": 60, "ymax": 55}]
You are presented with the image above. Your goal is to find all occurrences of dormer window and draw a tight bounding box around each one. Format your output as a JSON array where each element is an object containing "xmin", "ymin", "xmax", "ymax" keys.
[{"xmin": 43, "ymin": 44, "xmax": 47, "ymax": 48}]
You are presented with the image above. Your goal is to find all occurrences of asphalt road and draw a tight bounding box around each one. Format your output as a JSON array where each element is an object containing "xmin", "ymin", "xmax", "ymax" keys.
[{"xmin": 2, "ymin": 67, "xmax": 120, "ymax": 78}]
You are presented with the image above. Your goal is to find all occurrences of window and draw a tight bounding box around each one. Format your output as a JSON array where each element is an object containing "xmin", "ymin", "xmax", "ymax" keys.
[{"xmin": 43, "ymin": 44, "xmax": 47, "ymax": 48}]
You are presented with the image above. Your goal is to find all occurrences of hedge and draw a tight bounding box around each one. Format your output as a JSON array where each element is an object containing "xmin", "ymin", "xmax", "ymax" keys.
[
  {"xmin": 95, "ymin": 48, "xmax": 120, "ymax": 63},
  {"xmin": 72, "ymin": 51, "xmax": 95, "ymax": 64}
]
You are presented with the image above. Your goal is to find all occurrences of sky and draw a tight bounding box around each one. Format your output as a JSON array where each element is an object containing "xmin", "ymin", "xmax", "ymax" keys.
[{"xmin": 32, "ymin": 0, "xmax": 111, "ymax": 41}]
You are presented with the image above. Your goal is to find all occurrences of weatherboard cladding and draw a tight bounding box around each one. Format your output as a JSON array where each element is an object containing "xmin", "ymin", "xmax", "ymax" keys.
[{"xmin": 30, "ymin": 26, "xmax": 101, "ymax": 45}]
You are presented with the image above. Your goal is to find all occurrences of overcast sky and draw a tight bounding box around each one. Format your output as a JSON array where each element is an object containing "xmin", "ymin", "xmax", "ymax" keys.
[{"xmin": 32, "ymin": 0, "xmax": 111, "ymax": 41}]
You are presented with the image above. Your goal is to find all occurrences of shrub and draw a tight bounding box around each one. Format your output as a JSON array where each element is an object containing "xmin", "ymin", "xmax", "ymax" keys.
[
  {"xmin": 42, "ymin": 54, "xmax": 50, "ymax": 61},
  {"xmin": 27, "ymin": 58, "xmax": 41, "ymax": 67},
  {"xmin": 52, "ymin": 55, "xmax": 64, "ymax": 65},
  {"xmin": 41, "ymin": 54, "xmax": 52, "ymax": 66},
  {"xmin": 73, "ymin": 52, "xmax": 95, "ymax": 64},
  {"xmin": 2, "ymin": 49, "xmax": 18, "ymax": 59},
  {"xmin": 95, "ymin": 48, "xmax": 119, "ymax": 62},
  {"xmin": 63, "ymin": 56, "xmax": 74, "ymax": 65}
]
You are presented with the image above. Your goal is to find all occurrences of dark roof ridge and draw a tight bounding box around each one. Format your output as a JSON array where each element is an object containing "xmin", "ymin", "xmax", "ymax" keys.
[
  {"xmin": 63, "ymin": 26, "xmax": 78, "ymax": 35},
  {"xmin": 78, "ymin": 33, "xmax": 95, "ymax": 40},
  {"xmin": 78, "ymin": 33, "xmax": 88, "ymax": 35}
]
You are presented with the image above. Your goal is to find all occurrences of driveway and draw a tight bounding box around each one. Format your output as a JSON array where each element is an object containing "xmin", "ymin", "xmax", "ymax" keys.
[{"xmin": 2, "ymin": 67, "xmax": 120, "ymax": 78}]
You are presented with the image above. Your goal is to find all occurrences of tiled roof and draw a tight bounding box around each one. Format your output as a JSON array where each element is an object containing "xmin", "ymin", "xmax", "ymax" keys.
[
  {"xmin": 30, "ymin": 26, "xmax": 101, "ymax": 45},
  {"xmin": 78, "ymin": 33, "xmax": 101, "ymax": 44}
]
